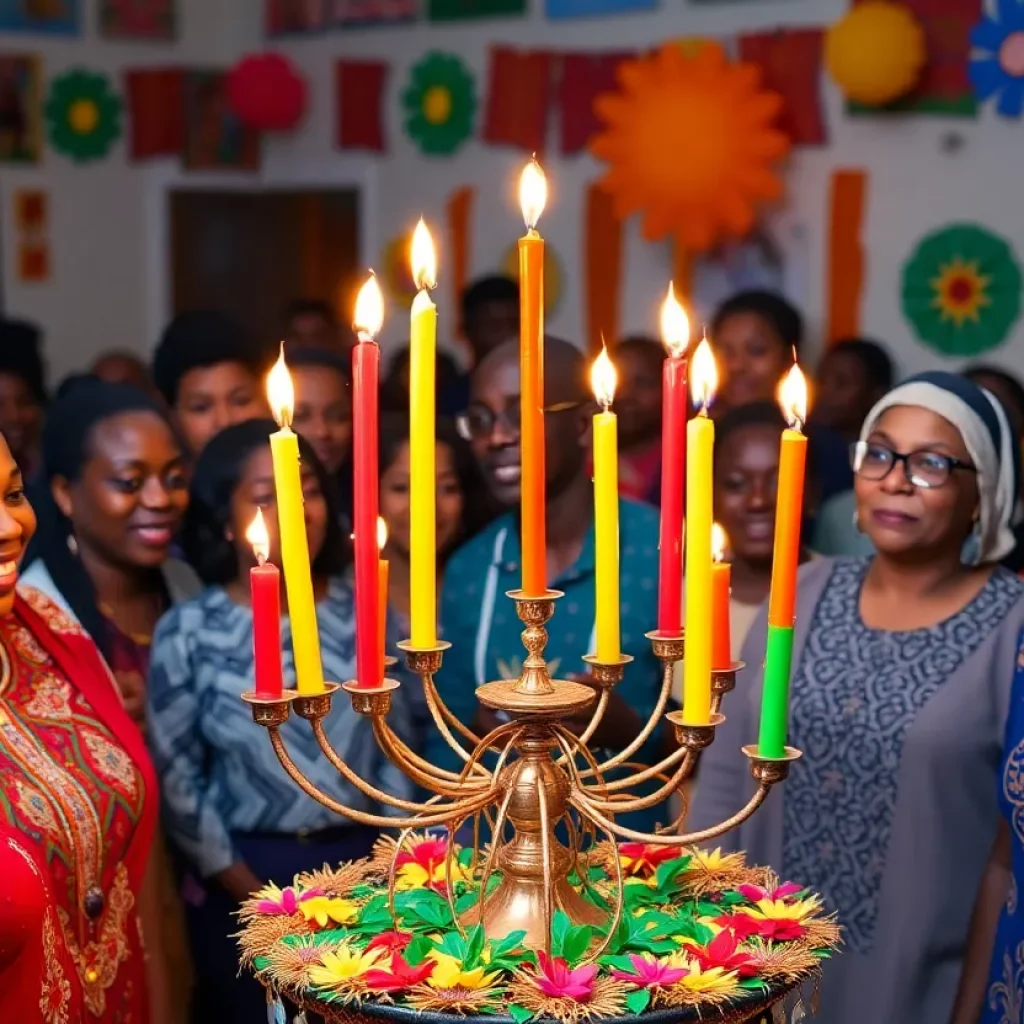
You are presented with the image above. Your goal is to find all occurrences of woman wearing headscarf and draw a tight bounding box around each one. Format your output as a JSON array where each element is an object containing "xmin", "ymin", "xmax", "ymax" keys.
[{"xmin": 689, "ymin": 371, "xmax": 1024, "ymax": 1024}]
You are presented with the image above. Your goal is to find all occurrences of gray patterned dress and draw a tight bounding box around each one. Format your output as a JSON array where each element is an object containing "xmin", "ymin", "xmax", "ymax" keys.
[{"xmin": 688, "ymin": 556, "xmax": 1024, "ymax": 1024}]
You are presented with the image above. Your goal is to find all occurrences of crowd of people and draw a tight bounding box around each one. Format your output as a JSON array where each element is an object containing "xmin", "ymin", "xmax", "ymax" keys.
[{"xmin": 0, "ymin": 278, "xmax": 1023, "ymax": 1024}]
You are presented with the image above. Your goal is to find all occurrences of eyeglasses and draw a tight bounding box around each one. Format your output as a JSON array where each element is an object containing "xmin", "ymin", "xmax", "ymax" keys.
[
  {"xmin": 851, "ymin": 441, "xmax": 977, "ymax": 490},
  {"xmin": 456, "ymin": 400, "xmax": 583, "ymax": 441}
]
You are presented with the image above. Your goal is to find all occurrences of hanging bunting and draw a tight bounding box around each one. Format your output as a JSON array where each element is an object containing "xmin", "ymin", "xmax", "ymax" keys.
[
  {"xmin": 45, "ymin": 69, "xmax": 122, "ymax": 163},
  {"xmin": 336, "ymin": 60, "xmax": 388, "ymax": 151},
  {"xmin": 827, "ymin": 169, "xmax": 867, "ymax": 344},
  {"xmin": 584, "ymin": 181, "xmax": 622, "ymax": 354},
  {"xmin": 125, "ymin": 67, "xmax": 183, "ymax": 160},
  {"xmin": 446, "ymin": 186, "xmax": 475, "ymax": 348},
  {"xmin": 0, "ymin": 0, "xmax": 80, "ymax": 34},
  {"xmin": 402, "ymin": 52, "xmax": 475, "ymax": 156},
  {"xmin": 265, "ymin": 0, "xmax": 326, "ymax": 36},
  {"xmin": 969, "ymin": 0, "xmax": 1024, "ymax": 117},
  {"xmin": 546, "ymin": 0, "xmax": 654, "ymax": 20},
  {"xmin": 0, "ymin": 55, "xmax": 42, "ymax": 165},
  {"xmin": 482, "ymin": 46, "xmax": 552, "ymax": 154},
  {"xmin": 739, "ymin": 28, "xmax": 827, "ymax": 145},
  {"xmin": 558, "ymin": 51, "xmax": 632, "ymax": 155},
  {"xmin": 901, "ymin": 223, "xmax": 1022, "ymax": 356},
  {"xmin": 183, "ymin": 71, "xmax": 260, "ymax": 171},
  {"xmin": 100, "ymin": 0, "xmax": 175, "ymax": 40}
]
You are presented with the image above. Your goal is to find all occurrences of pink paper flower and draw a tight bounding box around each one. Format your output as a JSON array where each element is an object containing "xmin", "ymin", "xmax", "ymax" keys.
[
  {"xmin": 253, "ymin": 883, "xmax": 322, "ymax": 915},
  {"xmin": 532, "ymin": 951, "xmax": 599, "ymax": 1001},
  {"xmin": 611, "ymin": 953, "xmax": 687, "ymax": 989},
  {"xmin": 737, "ymin": 881, "xmax": 803, "ymax": 903}
]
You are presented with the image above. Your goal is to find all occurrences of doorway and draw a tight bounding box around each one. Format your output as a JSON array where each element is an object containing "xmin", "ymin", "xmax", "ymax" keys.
[{"xmin": 170, "ymin": 189, "xmax": 360, "ymax": 348}]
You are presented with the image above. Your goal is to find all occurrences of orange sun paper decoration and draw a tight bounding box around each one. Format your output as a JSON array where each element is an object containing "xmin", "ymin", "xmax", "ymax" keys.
[{"xmin": 590, "ymin": 44, "xmax": 791, "ymax": 252}]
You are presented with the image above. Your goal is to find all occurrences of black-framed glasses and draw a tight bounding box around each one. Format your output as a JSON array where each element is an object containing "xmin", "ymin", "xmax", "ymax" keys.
[
  {"xmin": 851, "ymin": 440, "xmax": 977, "ymax": 490},
  {"xmin": 456, "ymin": 400, "xmax": 583, "ymax": 441}
]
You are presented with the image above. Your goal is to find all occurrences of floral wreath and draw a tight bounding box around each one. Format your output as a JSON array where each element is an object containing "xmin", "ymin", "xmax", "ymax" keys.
[
  {"xmin": 45, "ymin": 69, "xmax": 122, "ymax": 163},
  {"xmin": 901, "ymin": 223, "xmax": 1022, "ymax": 357},
  {"xmin": 239, "ymin": 835, "xmax": 839, "ymax": 1023},
  {"xmin": 969, "ymin": 0, "xmax": 1024, "ymax": 118},
  {"xmin": 402, "ymin": 53, "xmax": 476, "ymax": 156}
]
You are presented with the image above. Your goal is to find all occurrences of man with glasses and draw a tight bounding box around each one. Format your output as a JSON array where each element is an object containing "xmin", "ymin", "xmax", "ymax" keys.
[{"xmin": 436, "ymin": 336, "xmax": 668, "ymax": 831}]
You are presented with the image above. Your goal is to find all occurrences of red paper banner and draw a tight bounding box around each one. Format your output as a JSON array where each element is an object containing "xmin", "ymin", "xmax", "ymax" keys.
[
  {"xmin": 336, "ymin": 60, "xmax": 388, "ymax": 151},
  {"xmin": 125, "ymin": 68, "xmax": 184, "ymax": 160},
  {"xmin": 482, "ymin": 46, "xmax": 553, "ymax": 154},
  {"xmin": 558, "ymin": 51, "xmax": 632, "ymax": 155}
]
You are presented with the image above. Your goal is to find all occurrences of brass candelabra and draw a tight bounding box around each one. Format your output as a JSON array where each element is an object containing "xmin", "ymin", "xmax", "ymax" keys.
[{"xmin": 242, "ymin": 591, "xmax": 800, "ymax": 953}]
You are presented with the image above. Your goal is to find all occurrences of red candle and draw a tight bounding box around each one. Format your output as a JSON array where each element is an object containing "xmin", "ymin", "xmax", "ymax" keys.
[
  {"xmin": 247, "ymin": 508, "xmax": 283, "ymax": 698},
  {"xmin": 657, "ymin": 284, "xmax": 689, "ymax": 634},
  {"xmin": 352, "ymin": 274, "xmax": 384, "ymax": 688},
  {"xmin": 711, "ymin": 523, "xmax": 732, "ymax": 670}
]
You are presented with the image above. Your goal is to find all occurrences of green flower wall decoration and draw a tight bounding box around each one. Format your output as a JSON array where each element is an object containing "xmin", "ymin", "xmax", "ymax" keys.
[
  {"xmin": 902, "ymin": 223, "xmax": 1022, "ymax": 357},
  {"xmin": 402, "ymin": 53, "xmax": 476, "ymax": 156},
  {"xmin": 46, "ymin": 69, "xmax": 122, "ymax": 163}
]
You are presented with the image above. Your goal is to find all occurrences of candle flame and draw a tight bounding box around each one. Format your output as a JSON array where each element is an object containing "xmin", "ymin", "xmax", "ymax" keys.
[
  {"xmin": 689, "ymin": 336, "xmax": 718, "ymax": 411},
  {"xmin": 590, "ymin": 346, "xmax": 617, "ymax": 409},
  {"xmin": 377, "ymin": 516, "xmax": 388, "ymax": 552},
  {"xmin": 411, "ymin": 218, "xmax": 437, "ymax": 292},
  {"xmin": 353, "ymin": 272, "xmax": 384, "ymax": 339},
  {"xmin": 778, "ymin": 362, "xmax": 808, "ymax": 431},
  {"xmin": 660, "ymin": 283, "xmax": 689, "ymax": 359},
  {"xmin": 247, "ymin": 507, "xmax": 270, "ymax": 565},
  {"xmin": 712, "ymin": 522, "xmax": 728, "ymax": 563},
  {"xmin": 266, "ymin": 345, "xmax": 294, "ymax": 429},
  {"xmin": 519, "ymin": 158, "xmax": 547, "ymax": 230}
]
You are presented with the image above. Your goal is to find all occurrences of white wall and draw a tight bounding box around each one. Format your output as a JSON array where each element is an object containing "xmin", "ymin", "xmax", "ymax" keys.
[
  {"xmin": 5, "ymin": 0, "xmax": 1024, "ymax": 384},
  {"xmin": 0, "ymin": 0, "xmax": 254, "ymax": 382}
]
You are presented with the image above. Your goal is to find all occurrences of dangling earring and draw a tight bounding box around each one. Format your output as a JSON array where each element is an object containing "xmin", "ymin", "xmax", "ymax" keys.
[
  {"xmin": 66, "ymin": 534, "xmax": 78, "ymax": 557},
  {"xmin": 852, "ymin": 509, "xmax": 863, "ymax": 534}
]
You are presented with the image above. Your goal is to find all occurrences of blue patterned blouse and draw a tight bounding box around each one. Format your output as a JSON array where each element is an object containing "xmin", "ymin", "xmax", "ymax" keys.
[
  {"xmin": 983, "ymin": 629, "xmax": 1024, "ymax": 1024},
  {"xmin": 146, "ymin": 579, "xmax": 415, "ymax": 878}
]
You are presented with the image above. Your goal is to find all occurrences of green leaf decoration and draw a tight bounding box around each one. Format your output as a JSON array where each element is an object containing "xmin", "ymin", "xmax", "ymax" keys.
[
  {"xmin": 562, "ymin": 925, "xmax": 593, "ymax": 966},
  {"xmin": 509, "ymin": 1005, "xmax": 533, "ymax": 1024},
  {"xmin": 402, "ymin": 52, "xmax": 476, "ymax": 155},
  {"xmin": 901, "ymin": 223, "xmax": 1022, "ymax": 356},
  {"xmin": 435, "ymin": 930, "xmax": 469, "ymax": 961},
  {"xmin": 45, "ymin": 68, "xmax": 122, "ymax": 163},
  {"xmin": 625, "ymin": 988, "xmax": 652, "ymax": 1014},
  {"xmin": 654, "ymin": 855, "xmax": 691, "ymax": 893},
  {"xmin": 739, "ymin": 977, "xmax": 770, "ymax": 991},
  {"xmin": 465, "ymin": 924, "xmax": 487, "ymax": 969},
  {"xmin": 456, "ymin": 891, "xmax": 480, "ymax": 914},
  {"xmin": 550, "ymin": 911, "xmax": 572, "ymax": 958},
  {"xmin": 404, "ymin": 935, "xmax": 435, "ymax": 965}
]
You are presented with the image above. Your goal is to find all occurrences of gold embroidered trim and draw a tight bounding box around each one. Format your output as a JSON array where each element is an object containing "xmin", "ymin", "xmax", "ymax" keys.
[
  {"xmin": 40, "ymin": 909, "xmax": 72, "ymax": 1024},
  {"xmin": 17, "ymin": 587, "xmax": 86, "ymax": 638}
]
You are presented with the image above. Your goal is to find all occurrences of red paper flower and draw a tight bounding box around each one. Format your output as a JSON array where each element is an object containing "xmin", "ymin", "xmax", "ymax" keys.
[
  {"xmin": 711, "ymin": 913, "xmax": 764, "ymax": 941},
  {"xmin": 363, "ymin": 953, "xmax": 435, "ymax": 992},
  {"xmin": 618, "ymin": 843, "xmax": 681, "ymax": 877},
  {"xmin": 366, "ymin": 931, "xmax": 413, "ymax": 954},
  {"xmin": 532, "ymin": 951, "xmax": 599, "ymax": 1001},
  {"xmin": 227, "ymin": 53, "xmax": 307, "ymax": 132},
  {"xmin": 684, "ymin": 930, "xmax": 758, "ymax": 978}
]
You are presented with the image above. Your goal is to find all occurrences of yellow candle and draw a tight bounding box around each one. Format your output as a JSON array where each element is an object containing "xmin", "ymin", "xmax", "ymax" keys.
[
  {"xmin": 682, "ymin": 336, "xmax": 717, "ymax": 724},
  {"xmin": 409, "ymin": 218, "xmax": 438, "ymax": 648},
  {"xmin": 266, "ymin": 348, "xmax": 324, "ymax": 695},
  {"xmin": 590, "ymin": 346, "xmax": 619, "ymax": 661}
]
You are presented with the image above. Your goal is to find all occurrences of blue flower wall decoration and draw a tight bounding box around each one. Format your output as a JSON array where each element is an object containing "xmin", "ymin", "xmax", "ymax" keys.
[{"xmin": 970, "ymin": 0, "xmax": 1024, "ymax": 117}]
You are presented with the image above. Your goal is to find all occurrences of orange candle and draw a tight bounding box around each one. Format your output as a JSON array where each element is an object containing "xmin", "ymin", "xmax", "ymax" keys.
[
  {"xmin": 377, "ymin": 517, "xmax": 389, "ymax": 680},
  {"xmin": 767, "ymin": 365, "xmax": 809, "ymax": 628},
  {"xmin": 518, "ymin": 158, "xmax": 547, "ymax": 596},
  {"xmin": 711, "ymin": 523, "xmax": 731, "ymax": 670}
]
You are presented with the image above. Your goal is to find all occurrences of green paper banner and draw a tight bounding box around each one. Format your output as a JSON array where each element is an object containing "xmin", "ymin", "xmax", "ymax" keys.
[{"xmin": 758, "ymin": 624, "xmax": 794, "ymax": 758}]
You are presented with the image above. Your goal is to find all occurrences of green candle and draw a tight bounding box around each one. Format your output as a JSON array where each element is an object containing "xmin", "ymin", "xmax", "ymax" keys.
[{"xmin": 758, "ymin": 624, "xmax": 794, "ymax": 757}]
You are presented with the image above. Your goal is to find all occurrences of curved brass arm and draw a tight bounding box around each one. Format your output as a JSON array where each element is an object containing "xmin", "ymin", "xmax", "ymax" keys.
[
  {"xmin": 310, "ymin": 719, "xmax": 490, "ymax": 816},
  {"xmin": 422, "ymin": 672, "xmax": 485, "ymax": 749},
  {"xmin": 570, "ymin": 784, "xmax": 770, "ymax": 846},
  {"xmin": 267, "ymin": 727, "xmax": 493, "ymax": 829},
  {"xmin": 573, "ymin": 751, "xmax": 696, "ymax": 813},
  {"xmin": 372, "ymin": 717, "xmax": 491, "ymax": 796},
  {"xmin": 572, "ymin": 742, "xmax": 690, "ymax": 793}
]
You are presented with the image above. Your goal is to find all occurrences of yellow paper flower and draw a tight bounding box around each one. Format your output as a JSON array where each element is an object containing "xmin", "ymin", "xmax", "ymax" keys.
[
  {"xmin": 426, "ymin": 951, "xmax": 501, "ymax": 991},
  {"xmin": 299, "ymin": 896, "xmax": 359, "ymax": 928},
  {"xmin": 308, "ymin": 945, "xmax": 386, "ymax": 988},
  {"xmin": 395, "ymin": 858, "xmax": 470, "ymax": 891},
  {"xmin": 742, "ymin": 895, "xmax": 821, "ymax": 922},
  {"xmin": 663, "ymin": 954, "xmax": 739, "ymax": 995}
]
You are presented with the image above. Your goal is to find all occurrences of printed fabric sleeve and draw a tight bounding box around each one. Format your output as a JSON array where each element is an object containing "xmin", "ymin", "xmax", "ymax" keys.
[{"xmin": 146, "ymin": 607, "xmax": 237, "ymax": 877}]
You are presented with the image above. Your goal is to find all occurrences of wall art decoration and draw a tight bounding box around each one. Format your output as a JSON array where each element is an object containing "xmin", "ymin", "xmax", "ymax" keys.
[
  {"xmin": 227, "ymin": 54, "xmax": 307, "ymax": 133},
  {"xmin": 329, "ymin": 0, "xmax": 415, "ymax": 26},
  {"xmin": 125, "ymin": 67, "xmax": 183, "ymax": 159},
  {"xmin": 183, "ymin": 70, "xmax": 260, "ymax": 171},
  {"xmin": 901, "ymin": 223, "xmax": 1022, "ymax": 356},
  {"xmin": 547, "ymin": 0, "xmax": 654, "ymax": 20},
  {"xmin": 0, "ymin": 0, "xmax": 79, "ymax": 34},
  {"xmin": 428, "ymin": 0, "xmax": 523, "ymax": 23},
  {"xmin": 590, "ymin": 43, "xmax": 789, "ymax": 252},
  {"xmin": 482, "ymin": 46, "xmax": 552, "ymax": 153},
  {"xmin": 739, "ymin": 28, "xmax": 827, "ymax": 144},
  {"xmin": 100, "ymin": 0, "xmax": 175, "ymax": 40},
  {"xmin": 45, "ymin": 69, "xmax": 121, "ymax": 163},
  {"xmin": 446, "ymin": 186, "xmax": 474, "ymax": 334},
  {"xmin": 558, "ymin": 51, "xmax": 632, "ymax": 155},
  {"xmin": 969, "ymin": 0, "xmax": 1024, "ymax": 117},
  {"xmin": 336, "ymin": 60, "xmax": 388, "ymax": 151},
  {"xmin": 827, "ymin": 169, "xmax": 867, "ymax": 343},
  {"xmin": 402, "ymin": 52, "xmax": 475, "ymax": 155},
  {"xmin": 265, "ymin": 0, "xmax": 326, "ymax": 36},
  {"xmin": 0, "ymin": 55, "xmax": 42, "ymax": 164},
  {"xmin": 14, "ymin": 189, "xmax": 49, "ymax": 283}
]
